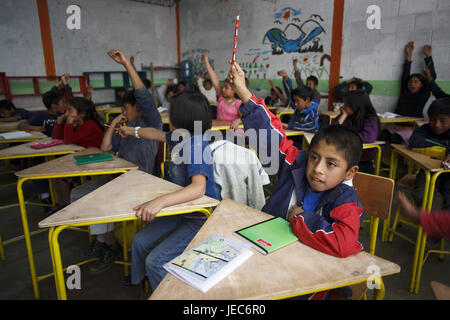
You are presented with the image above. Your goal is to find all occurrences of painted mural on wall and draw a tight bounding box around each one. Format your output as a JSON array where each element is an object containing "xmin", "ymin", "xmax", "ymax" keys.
[
  {"xmin": 239, "ymin": 7, "xmax": 330, "ymax": 82},
  {"xmin": 263, "ymin": 7, "xmax": 326, "ymax": 55}
]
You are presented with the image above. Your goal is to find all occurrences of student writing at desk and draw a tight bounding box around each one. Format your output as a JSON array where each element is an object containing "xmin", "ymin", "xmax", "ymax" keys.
[
  {"xmin": 409, "ymin": 97, "xmax": 450, "ymax": 212},
  {"xmin": 228, "ymin": 61, "xmax": 365, "ymax": 300},
  {"xmin": 117, "ymin": 92, "xmax": 221, "ymax": 292}
]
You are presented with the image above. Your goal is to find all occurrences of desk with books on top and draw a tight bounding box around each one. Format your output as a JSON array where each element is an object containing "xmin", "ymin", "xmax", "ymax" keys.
[{"xmin": 150, "ymin": 199, "xmax": 400, "ymax": 300}]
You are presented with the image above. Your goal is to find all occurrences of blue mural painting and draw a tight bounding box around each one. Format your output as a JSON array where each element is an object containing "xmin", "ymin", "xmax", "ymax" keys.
[{"xmin": 263, "ymin": 7, "xmax": 326, "ymax": 55}]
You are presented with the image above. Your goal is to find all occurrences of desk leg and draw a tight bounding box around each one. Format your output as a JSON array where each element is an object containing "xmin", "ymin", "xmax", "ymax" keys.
[
  {"xmin": 50, "ymin": 225, "xmax": 69, "ymax": 300},
  {"xmin": 414, "ymin": 171, "xmax": 440, "ymax": 294},
  {"xmin": 122, "ymin": 221, "xmax": 129, "ymax": 276},
  {"xmin": 17, "ymin": 177, "xmax": 40, "ymax": 299},
  {"xmin": 409, "ymin": 170, "xmax": 430, "ymax": 293},
  {"xmin": 48, "ymin": 227, "xmax": 61, "ymax": 299},
  {"xmin": 383, "ymin": 150, "xmax": 398, "ymax": 242},
  {"xmin": 374, "ymin": 145, "xmax": 381, "ymax": 176}
]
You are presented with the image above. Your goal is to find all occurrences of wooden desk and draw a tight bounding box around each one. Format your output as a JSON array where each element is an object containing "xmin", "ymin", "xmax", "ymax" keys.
[
  {"xmin": 104, "ymin": 107, "xmax": 122, "ymax": 123},
  {"xmin": 0, "ymin": 138, "xmax": 84, "ymax": 160},
  {"xmin": 15, "ymin": 147, "xmax": 139, "ymax": 299},
  {"xmin": 388, "ymin": 144, "xmax": 449, "ymax": 294},
  {"xmin": 38, "ymin": 169, "xmax": 219, "ymax": 300},
  {"xmin": 320, "ymin": 110, "xmax": 340, "ymax": 124},
  {"xmin": 210, "ymin": 120, "xmax": 243, "ymax": 131},
  {"xmin": 276, "ymin": 107, "xmax": 294, "ymax": 120},
  {"xmin": 0, "ymin": 121, "xmax": 21, "ymax": 132},
  {"xmin": 380, "ymin": 116, "xmax": 424, "ymax": 124},
  {"xmin": 0, "ymin": 131, "xmax": 47, "ymax": 144},
  {"xmin": 150, "ymin": 199, "xmax": 400, "ymax": 300}
]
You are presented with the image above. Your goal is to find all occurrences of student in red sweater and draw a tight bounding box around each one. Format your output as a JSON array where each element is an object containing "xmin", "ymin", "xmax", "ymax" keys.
[
  {"xmin": 52, "ymin": 97, "xmax": 104, "ymax": 147},
  {"xmin": 50, "ymin": 97, "xmax": 104, "ymax": 213}
]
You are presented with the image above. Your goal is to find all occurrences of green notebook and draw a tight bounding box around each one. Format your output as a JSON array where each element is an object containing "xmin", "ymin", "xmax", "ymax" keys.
[
  {"xmin": 234, "ymin": 217, "xmax": 298, "ymax": 255},
  {"xmin": 73, "ymin": 152, "xmax": 114, "ymax": 165}
]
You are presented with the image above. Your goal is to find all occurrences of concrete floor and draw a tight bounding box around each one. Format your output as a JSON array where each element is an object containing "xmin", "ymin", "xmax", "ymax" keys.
[{"xmin": 0, "ymin": 166, "xmax": 449, "ymax": 300}]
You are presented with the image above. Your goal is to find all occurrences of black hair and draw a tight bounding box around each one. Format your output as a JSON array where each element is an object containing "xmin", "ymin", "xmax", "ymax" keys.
[
  {"xmin": 270, "ymin": 86, "xmax": 283, "ymax": 95},
  {"xmin": 116, "ymin": 87, "xmax": 127, "ymax": 93},
  {"xmin": 343, "ymin": 90, "xmax": 380, "ymax": 135},
  {"xmin": 408, "ymin": 73, "xmax": 427, "ymax": 87},
  {"xmin": 307, "ymin": 76, "xmax": 319, "ymax": 86},
  {"xmin": 292, "ymin": 86, "xmax": 314, "ymax": 101},
  {"xmin": 177, "ymin": 81, "xmax": 186, "ymax": 91},
  {"xmin": 203, "ymin": 78, "xmax": 212, "ymax": 87},
  {"xmin": 169, "ymin": 92, "xmax": 212, "ymax": 134},
  {"xmin": 0, "ymin": 99, "xmax": 16, "ymax": 111},
  {"xmin": 42, "ymin": 90, "xmax": 64, "ymax": 110},
  {"xmin": 165, "ymin": 84, "xmax": 178, "ymax": 98},
  {"xmin": 67, "ymin": 97, "xmax": 104, "ymax": 132},
  {"xmin": 121, "ymin": 89, "xmax": 138, "ymax": 107},
  {"xmin": 428, "ymin": 97, "xmax": 450, "ymax": 117},
  {"xmin": 310, "ymin": 125, "xmax": 363, "ymax": 169},
  {"xmin": 143, "ymin": 79, "xmax": 152, "ymax": 89},
  {"xmin": 347, "ymin": 79, "xmax": 363, "ymax": 90}
]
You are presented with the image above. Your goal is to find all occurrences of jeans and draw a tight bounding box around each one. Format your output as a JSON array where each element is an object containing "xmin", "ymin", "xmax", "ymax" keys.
[{"xmin": 130, "ymin": 215, "xmax": 205, "ymax": 290}]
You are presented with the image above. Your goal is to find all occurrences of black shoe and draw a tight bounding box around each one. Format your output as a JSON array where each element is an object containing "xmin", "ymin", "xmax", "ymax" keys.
[
  {"xmin": 89, "ymin": 245, "xmax": 121, "ymax": 275},
  {"xmin": 83, "ymin": 240, "xmax": 106, "ymax": 260}
]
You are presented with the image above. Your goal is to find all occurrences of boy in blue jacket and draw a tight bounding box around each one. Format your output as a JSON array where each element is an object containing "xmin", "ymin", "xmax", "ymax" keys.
[
  {"xmin": 228, "ymin": 61, "xmax": 365, "ymax": 299},
  {"xmin": 409, "ymin": 97, "xmax": 450, "ymax": 211},
  {"xmin": 284, "ymin": 86, "xmax": 319, "ymax": 132}
]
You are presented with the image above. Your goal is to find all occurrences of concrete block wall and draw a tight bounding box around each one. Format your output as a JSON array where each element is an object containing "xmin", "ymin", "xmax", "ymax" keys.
[
  {"xmin": 342, "ymin": 0, "xmax": 450, "ymax": 114},
  {"xmin": 0, "ymin": 0, "xmax": 178, "ymax": 109}
]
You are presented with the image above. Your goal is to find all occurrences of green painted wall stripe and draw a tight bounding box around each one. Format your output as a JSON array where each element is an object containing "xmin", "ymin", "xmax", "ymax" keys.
[
  {"xmin": 246, "ymin": 79, "xmax": 450, "ymax": 97},
  {"xmin": 8, "ymin": 78, "xmax": 450, "ymax": 97}
]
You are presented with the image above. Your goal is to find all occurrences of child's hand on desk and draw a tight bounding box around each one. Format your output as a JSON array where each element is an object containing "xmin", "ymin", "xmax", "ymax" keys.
[
  {"xmin": 288, "ymin": 206, "xmax": 304, "ymax": 221},
  {"xmin": 134, "ymin": 198, "xmax": 166, "ymax": 222}
]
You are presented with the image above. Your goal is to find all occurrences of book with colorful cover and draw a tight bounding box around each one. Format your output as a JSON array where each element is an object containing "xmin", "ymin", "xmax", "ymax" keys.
[
  {"xmin": 234, "ymin": 217, "xmax": 298, "ymax": 255},
  {"xmin": 73, "ymin": 152, "xmax": 114, "ymax": 165},
  {"xmin": 163, "ymin": 236, "xmax": 253, "ymax": 293}
]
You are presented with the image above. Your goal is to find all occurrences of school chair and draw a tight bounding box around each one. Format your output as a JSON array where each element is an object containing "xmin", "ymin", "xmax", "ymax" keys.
[{"xmin": 352, "ymin": 171, "xmax": 395, "ymax": 300}]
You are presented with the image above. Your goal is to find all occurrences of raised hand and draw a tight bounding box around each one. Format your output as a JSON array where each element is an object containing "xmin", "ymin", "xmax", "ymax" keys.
[
  {"xmin": 228, "ymin": 60, "xmax": 252, "ymax": 103},
  {"xmin": 405, "ymin": 41, "xmax": 415, "ymax": 61},
  {"xmin": 107, "ymin": 49, "xmax": 128, "ymax": 65},
  {"xmin": 423, "ymin": 45, "xmax": 432, "ymax": 57}
]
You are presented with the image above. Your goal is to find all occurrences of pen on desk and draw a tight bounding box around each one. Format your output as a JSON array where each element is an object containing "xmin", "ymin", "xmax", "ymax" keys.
[{"xmin": 425, "ymin": 139, "xmax": 446, "ymax": 148}]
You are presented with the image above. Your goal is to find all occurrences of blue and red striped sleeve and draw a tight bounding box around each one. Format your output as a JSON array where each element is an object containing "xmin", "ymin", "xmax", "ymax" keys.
[{"xmin": 240, "ymin": 95, "xmax": 300, "ymax": 166}]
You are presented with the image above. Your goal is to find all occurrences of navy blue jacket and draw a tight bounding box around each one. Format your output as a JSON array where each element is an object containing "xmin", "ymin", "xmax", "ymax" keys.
[{"xmin": 240, "ymin": 95, "xmax": 364, "ymax": 258}]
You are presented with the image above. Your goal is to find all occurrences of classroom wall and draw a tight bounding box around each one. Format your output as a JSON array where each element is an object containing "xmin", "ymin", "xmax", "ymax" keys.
[
  {"xmin": 0, "ymin": 0, "xmax": 178, "ymax": 110},
  {"xmin": 179, "ymin": 0, "xmax": 450, "ymax": 114},
  {"xmin": 179, "ymin": 0, "xmax": 334, "ymax": 108},
  {"xmin": 341, "ymin": 0, "xmax": 450, "ymax": 114}
]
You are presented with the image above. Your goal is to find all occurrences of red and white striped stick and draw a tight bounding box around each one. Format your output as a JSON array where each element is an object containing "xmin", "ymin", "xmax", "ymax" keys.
[{"xmin": 232, "ymin": 12, "xmax": 240, "ymax": 65}]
